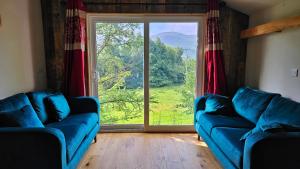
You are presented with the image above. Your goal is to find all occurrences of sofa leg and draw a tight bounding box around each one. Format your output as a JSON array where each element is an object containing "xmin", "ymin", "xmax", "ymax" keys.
[
  {"xmin": 197, "ymin": 135, "xmax": 201, "ymax": 141},
  {"xmin": 94, "ymin": 136, "xmax": 97, "ymax": 143}
]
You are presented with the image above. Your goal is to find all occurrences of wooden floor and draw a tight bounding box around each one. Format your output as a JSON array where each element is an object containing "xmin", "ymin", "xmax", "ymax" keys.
[{"xmin": 78, "ymin": 133, "xmax": 221, "ymax": 169}]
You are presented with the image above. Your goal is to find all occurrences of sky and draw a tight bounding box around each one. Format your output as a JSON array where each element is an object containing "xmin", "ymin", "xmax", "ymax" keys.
[{"xmin": 149, "ymin": 23, "xmax": 198, "ymax": 36}]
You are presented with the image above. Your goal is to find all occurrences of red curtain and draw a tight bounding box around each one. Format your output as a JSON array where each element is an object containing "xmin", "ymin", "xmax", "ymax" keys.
[
  {"xmin": 203, "ymin": 0, "xmax": 227, "ymax": 95},
  {"xmin": 64, "ymin": 0, "xmax": 86, "ymax": 96}
]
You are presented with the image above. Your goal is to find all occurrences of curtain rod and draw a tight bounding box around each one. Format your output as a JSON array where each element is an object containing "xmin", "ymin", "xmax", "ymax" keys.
[
  {"xmin": 84, "ymin": 3, "xmax": 206, "ymax": 6},
  {"xmin": 60, "ymin": 0, "xmax": 226, "ymax": 7}
]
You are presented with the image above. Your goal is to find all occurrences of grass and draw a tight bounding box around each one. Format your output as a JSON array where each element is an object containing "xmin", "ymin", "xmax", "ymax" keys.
[{"xmin": 100, "ymin": 85, "xmax": 194, "ymax": 125}]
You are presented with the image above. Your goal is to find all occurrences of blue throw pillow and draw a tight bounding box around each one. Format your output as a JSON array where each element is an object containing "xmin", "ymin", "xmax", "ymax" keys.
[
  {"xmin": 205, "ymin": 94, "xmax": 234, "ymax": 115},
  {"xmin": 27, "ymin": 91, "xmax": 53, "ymax": 123},
  {"xmin": 241, "ymin": 96, "xmax": 300, "ymax": 140},
  {"xmin": 46, "ymin": 94, "xmax": 71, "ymax": 121},
  {"xmin": 0, "ymin": 105, "xmax": 44, "ymax": 127}
]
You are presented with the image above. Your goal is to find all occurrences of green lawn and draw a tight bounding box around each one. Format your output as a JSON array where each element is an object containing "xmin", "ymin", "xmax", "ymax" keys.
[{"xmin": 100, "ymin": 85, "xmax": 194, "ymax": 125}]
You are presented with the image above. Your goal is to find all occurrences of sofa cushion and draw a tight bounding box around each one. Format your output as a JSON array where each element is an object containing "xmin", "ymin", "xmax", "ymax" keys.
[
  {"xmin": 197, "ymin": 112, "xmax": 254, "ymax": 136},
  {"xmin": 46, "ymin": 94, "xmax": 71, "ymax": 121},
  {"xmin": 211, "ymin": 127, "xmax": 249, "ymax": 168},
  {"xmin": 0, "ymin": 93, "xmax": 32, "ymax": 112},
  {"xmin": 48, "ymin": 123, "xmax": 86, "ymax": 161},
  {"xmin": 232, "ymin": 87, "xmax": 279, "ymax": 124},
  {"xmin": 205, "ymin": 94, "xmax": 234, "ymax": 115},
  {"xmin": 47, "ymin": 113, "xmax": 98, "ymax": 138},
  {"xmin": 241, "ymin": 96, "xmax": 300, "ymax": 140},
  {"xmin": 47, "ymin": 113, "xmax": 98, "ymax": 161},
  {"xmin": 0, "ymin": 105, "xmax": 44, "ymax": 128},
  {"xmin": 258, "ymin": 96, "xmax": 300, "ymax": 129},
  {"xmin": 27, "ymin": 91, "xmax": 53, "ymax": 123}
]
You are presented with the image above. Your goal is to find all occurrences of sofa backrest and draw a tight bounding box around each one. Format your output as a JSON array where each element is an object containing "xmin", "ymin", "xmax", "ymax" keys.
[
  {"xmin": 27, "ymin": 91, "xmax": 54, "ymax": 123},
  {"xmin": 0, "ymin": 93, "xmax": 32, "ymax": 113},
  {"xmin": 232, "ymin": 87, "xmax": 280, "ymax": 124},
  {"xmin": 257, "ymin": 95, "xmax": 300, "ymax": 130}
]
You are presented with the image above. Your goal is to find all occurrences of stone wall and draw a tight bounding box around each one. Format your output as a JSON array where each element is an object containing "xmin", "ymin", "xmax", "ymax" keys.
[{"xmin": 220, "ymin": 7, "xmax": 249, "ymax": 95}]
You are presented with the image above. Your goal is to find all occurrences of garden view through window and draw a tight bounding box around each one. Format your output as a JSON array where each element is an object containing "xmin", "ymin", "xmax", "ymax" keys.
[{"xmin": 95, "ymin": 20, "xmax": 198, "ymax": 126}]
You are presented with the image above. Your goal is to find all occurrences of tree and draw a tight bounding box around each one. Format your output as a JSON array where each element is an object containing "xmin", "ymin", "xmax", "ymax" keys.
[
  {"xmin": 96, "ymin": 23, "xmax": 140, "ymax": 56},
  {"xmin": 96, "ymin": 23, "xmax": 144, "ymax": 123},
  {"xmin": 177, "ymin": 58, "xmax": 196, "ymax": 114},
  {"xmin": 149, "ymin": 38, "xmax": 185, "ymax": 87}
]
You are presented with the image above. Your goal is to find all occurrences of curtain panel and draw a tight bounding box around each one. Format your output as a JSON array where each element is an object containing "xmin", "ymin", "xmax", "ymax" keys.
[
  {"xmin": 64, "ymin": 0, "xmax": 87, "ymax": 96},
  {"xmin": 203, "ymin": 0, "xmax": 227, "ymax": 95}
]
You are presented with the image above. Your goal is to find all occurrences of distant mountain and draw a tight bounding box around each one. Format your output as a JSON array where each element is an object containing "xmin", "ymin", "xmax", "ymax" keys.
[{"xmin": 150, "ymin": 32, "xmax": 197, "ymax": 58}]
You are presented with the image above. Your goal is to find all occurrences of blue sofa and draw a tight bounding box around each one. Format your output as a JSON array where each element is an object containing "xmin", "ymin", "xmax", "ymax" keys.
[
  {"xmin": 195, "ymin": 87, "xmax": 300, "ymax": 169},
  {"xmin": 0, "ymin": 91, "xmax": 100, "ymax": 169}
]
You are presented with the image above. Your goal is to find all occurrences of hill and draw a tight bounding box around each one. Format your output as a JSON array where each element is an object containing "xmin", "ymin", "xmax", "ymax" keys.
[{"xmin": 151, "ymin": 32, "xmax": 197, "ymax": 58}]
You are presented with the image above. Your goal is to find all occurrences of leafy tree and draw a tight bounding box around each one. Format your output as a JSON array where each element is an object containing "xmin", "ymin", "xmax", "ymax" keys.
[
  {"xmin": 96, "ymin": 23, "xmax": 144, "ymax": 123},
  {"xmin": 96, "ymin": 23, "xmax": 140, "ymax": 56},
  {"xmin": 177, "ymin": 58, "xmax": 196, "ymax": 114},
  {"xmin": 149, "ymin": 38, "xmax": 185, "ymax": 87}
]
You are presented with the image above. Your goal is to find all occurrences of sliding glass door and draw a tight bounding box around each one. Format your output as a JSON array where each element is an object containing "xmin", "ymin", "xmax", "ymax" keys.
[
  {"xmin": 87, "ymin": 15, "xmax": 203, "ymax": 131},
  {"xmin": 149, "ymin": 22, "xmax": 198, "ymax": 126},
  {"xmin": 94, "ymin": 22, "xmax": 144, "ymax": 129}
]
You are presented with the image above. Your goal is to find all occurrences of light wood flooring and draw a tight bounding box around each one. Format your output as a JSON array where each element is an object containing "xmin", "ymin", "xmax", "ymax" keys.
[{"xmin": 78, "ymin": 133, "xmax": 222, "ymax": 169}]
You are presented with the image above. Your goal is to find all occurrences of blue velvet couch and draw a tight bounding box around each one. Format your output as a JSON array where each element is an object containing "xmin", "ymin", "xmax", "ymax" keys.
[
  {"xmin": 195, "ymin": 87, "xmax": 300, "ymax": 169},
  {"xmin": 0, "ymin": 91, "xmax": 100, "ymax": 169}
]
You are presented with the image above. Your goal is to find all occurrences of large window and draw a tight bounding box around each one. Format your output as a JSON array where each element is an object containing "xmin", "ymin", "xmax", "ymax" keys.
[{"xmin": 87, "ymin": 15, "xmax": 203, "ymax": 131}]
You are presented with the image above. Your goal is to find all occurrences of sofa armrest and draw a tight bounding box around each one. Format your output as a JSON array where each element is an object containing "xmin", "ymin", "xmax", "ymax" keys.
[
  {"xmin": 68, "ymin": 96, "xmax": 100, "ymax": 115},
  {"xmin": 243, "ymin": 131, "xmax": 300, "ymax": 169},
  {"xmin": 194, "ymin": 96, "xmax": 206, "ymax": 124},
  {"xmin": 0, "ymin": 127, "xmax": 67, "ymax": 169}
]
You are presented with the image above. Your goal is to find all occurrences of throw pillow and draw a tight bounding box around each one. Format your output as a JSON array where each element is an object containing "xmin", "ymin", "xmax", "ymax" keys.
[
  {"xmin": 46, "ymin": 94, "xmax": 71, "ymax": 121},
  {"xmin": 0, "ymin": 105, "xmax": 44, "ymax": 127},
  {"xmin": 205, "ymin": 94, "xmax": 234, "ymax": 115}
]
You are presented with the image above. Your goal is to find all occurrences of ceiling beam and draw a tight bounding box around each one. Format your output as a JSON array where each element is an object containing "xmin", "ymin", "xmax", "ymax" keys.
[{"xmin": 241, "ymin": 15, "xmax": 300, "ymax": 39}]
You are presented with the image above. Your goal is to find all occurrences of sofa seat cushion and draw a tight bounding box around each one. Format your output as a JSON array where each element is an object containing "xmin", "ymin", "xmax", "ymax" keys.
[
  {"xmin": 48, "ymin": 123, "xmax": 86, "ymax": 161},
  {"xmin": 47, "ymin": 113, "xmax": 98, "ymax": 161},
  {"xmin": 211, "ymin": 127, "xmax": 250, "ymax": 168},
  {"xmin": 197, "ymin": 112, "xmax": 254, "ymax": 136},
  {"xmin": 47, "ymin": 113, "xmax": 98, "ymax": 136}
]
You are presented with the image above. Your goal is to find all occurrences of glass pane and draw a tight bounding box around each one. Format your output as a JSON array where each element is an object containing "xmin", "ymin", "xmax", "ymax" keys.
[
  {"xmin": 149, "ymin": 22, "xmax": 198, "ymax": 125},
  {"xmin": 96, "ymin": 23, "xmax": 144, "ymax": 125}
]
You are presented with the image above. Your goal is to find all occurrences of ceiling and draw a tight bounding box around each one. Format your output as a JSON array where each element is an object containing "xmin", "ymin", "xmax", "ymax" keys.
[{"xmin": 223, "ymin": 0, "xmax": 283, "ymax": 15}]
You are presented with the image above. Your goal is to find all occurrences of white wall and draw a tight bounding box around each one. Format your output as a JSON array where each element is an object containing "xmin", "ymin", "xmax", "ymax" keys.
[
  {"xmin": 0, "ymin": 0, "xmax": 47, "ymax": 99},
  {"xmin": 245, "ymin": 0, "xmax": 300, "ymax": 102}
]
